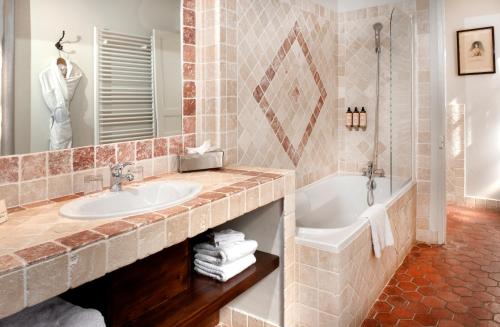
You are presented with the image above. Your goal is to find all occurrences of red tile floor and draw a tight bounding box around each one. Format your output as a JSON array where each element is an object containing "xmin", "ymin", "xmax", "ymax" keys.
[{"xmin": 363, "ymin": 205, "xmax": 500, "ymax": 327}]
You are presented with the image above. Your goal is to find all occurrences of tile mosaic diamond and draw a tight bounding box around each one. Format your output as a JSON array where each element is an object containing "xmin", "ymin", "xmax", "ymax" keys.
[{"xmin": 252, "ymin": 21, "xmax": 327, "ymax": 167}]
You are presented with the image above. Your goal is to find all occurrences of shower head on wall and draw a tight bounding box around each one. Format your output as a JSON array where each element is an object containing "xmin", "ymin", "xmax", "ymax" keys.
[{"xmin": 373, "ymin": 22, "xmax": 383, "ymax": 53}]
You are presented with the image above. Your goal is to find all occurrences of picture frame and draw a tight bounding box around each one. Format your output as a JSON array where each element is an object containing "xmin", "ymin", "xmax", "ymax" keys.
[{"xmin": 457, "ymin": 26, "xmax": 496, "ymax": 76}]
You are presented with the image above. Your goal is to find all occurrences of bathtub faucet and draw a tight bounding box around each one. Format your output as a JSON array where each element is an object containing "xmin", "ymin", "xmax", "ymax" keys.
[{"xmin": 362, "ymin": 161, "xmax": 385, "ymax": 178}]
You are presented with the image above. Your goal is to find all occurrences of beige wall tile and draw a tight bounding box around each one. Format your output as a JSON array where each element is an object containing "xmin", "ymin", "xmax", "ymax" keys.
[
  {"xmin": 232, "ymin": 309, "xmax": 248, "ymax": 327},
  {"xmin": 298, "ymin": 304, "xmax": 319, "ymax": 327},
  {"xmin": 137, "ymin": 221, "xmax": 166, "ymax": 259},
  {"xmin": 20, "ymin": 179, "xmax": 47, "ymax": 205},
  {"xmin": 259, "ymin": 182, "xmax": 273, "ymax": 206},
  {"xmin": 69, "ymin": 242, "xmax": 106, "ymax": 288},
  {"xmin": 0, "ymin": 184, "xmax": 19, "ymax": 208},
  {"xmin": 245, "ymin": 187, "xmax": 259, "ymax": 212},
  {"xmin": 48, "ymin": 174, "xmax": 73, "ymax": 199},
  {"xmin": 0, "ymin": 270, "xmax": 25, "ymax": 318},
  {"xmin": 107, "ymin": 231, "xmax": 138, "ymax": 271},
  {"xmin": 27, "ymin": 255, "xmax": 69, "ymax": 306},
  {"xmin": 189, "ymin": 205, "xmax": 210, "ymax": 237},
  {"xmin": 166, "ymin": 213, "xmax": 189, "ymax": 246},
  {"xmin": 211, "ymin": 198, "xmax": 229, "ymax": 227},
  {"xmin": 229, "ymin": 192, "xmax": 246, "ymax": 220}
]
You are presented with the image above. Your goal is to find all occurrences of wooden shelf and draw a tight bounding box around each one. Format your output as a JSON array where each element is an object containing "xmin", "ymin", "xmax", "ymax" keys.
[{"xmin": 126, "ymin": 250, "xmax": 280, "ymax": 327}]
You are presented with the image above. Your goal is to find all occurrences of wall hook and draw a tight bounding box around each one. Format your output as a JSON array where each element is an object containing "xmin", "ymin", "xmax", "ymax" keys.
[{"xmin": 55, "ymin": 30, "xmax": 66, "ymax": 51}]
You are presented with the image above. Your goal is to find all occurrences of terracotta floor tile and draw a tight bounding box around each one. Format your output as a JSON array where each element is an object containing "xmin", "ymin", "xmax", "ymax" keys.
[
  {"xmin": 388, "ymin": 295, "xmax": 410, "ymax": 308},
  {"xmin": 452, "ymin": 287, "xmax": 473, "ymax": 297},
  {"xmin": 487, "ymin": 287, "xmax": 500, "ymax": 297},
  {"xmin": 460, "ymin": 296, "xmax": 483, "ymax": 308},
  {"xmin": 403, "ymin": 292, "xmax": 424, "ymax": 303},
  {"xmin": 485, "ymin": 302, "xmax": 500, "ymax": 314},
  {"xmin": 430, "ymin": 308, "xmax": 453, "ymax": 320},
  {"xmin": 362, "ymin": 319, "xmax": 380, "ymax": 327},
  {"xmin": 490, "ymin": 273, "xmax": 500, "ymax": 282},
  {"xmin": 422, "ymin": 296, "xmax": 446, "ymax": 309},
  {"xmin": 470, "ymin": 307, "xmax": 494, "ymax": 320},
  {"xmin": 406, "ymin": 301, "xmax": 430, "ymax": 314},
  {"xmin": 438, "ymin": 320, "xmax": 463, "ymax": 327},
  {"xmin": 375, "ymin": 312, "xmax": 399, "ymax": 325},
  {"xmin": 362, "ymin": 206, "xmax": 500, "ymax": 327},
  {"xmin": 453, "ymin": 313, "xmax": 480, "ymax": 326},
  {"xmin": 419, "ymin": 286, "xmax": 437, "ymax": 296},
  {"xmin": 373, "ymin": 301, "xmax": 393, "ymax": 313},
  {"xmin": 393, "ymin": 307, "xmax": 415, "ymax": 319},
  {"xmin": 446, "ymin": 301, "xmax": 468, "ymax": 314},
  {"xmin": 478, "ymin": 321, "xmax": 500, "ymax": 327},
  {"xmin": 399, "ymin": 282, "xmax": 419, "ymax": 292},
  {"xmin": 414, "ymin": 313, "xmax": 438, "ymax": 326},
  {"xmin": 399, "ymin": 320, "xmax": 424, "ymax": 327}
]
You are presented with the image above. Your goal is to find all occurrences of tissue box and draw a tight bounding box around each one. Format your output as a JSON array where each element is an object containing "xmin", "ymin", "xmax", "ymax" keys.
[{"xmin": 178, "ymin": 149, "xmax": 224, "ymax": 173}]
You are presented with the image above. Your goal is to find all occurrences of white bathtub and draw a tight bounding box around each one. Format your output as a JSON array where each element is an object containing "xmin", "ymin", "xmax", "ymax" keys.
[{"xmin": 295, "ymin": 174, "xmax": 411, "ymax": 253}]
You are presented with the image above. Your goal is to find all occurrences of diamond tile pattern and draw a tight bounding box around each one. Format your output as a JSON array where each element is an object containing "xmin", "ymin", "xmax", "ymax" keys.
[
  {"xmin": 252, "ymin": 21, "xmax": 327, "ymax": 167},
  {"xmin": 237, "ymin": 0, "xmax": 337, "ymax": 188},
  {"xmin": 363, "ymin": 206, "xmax": 500, "ymax": 327}
]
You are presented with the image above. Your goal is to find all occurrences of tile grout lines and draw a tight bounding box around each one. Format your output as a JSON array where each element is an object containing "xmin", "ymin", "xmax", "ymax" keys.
[{"xmin": 252, "ymin": 21, "xmax": 328, "ymax": 167}]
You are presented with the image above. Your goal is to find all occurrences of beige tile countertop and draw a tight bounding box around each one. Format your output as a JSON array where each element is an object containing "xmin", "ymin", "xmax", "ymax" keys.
[{"xmin": 0, "ymin": 166, "xmax": 295, "ymax": 318}]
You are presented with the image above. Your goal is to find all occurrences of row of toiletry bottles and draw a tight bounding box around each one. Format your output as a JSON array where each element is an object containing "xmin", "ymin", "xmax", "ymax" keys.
[{"xmin": 345, "ymin": 107, "xmax": 367, "ymax": 129}]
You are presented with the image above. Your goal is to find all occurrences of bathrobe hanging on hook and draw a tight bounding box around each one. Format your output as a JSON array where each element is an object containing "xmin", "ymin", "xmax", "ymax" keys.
[{"xmin": 39, "ymin": 58, "xmax": 82, "ymax": 150}]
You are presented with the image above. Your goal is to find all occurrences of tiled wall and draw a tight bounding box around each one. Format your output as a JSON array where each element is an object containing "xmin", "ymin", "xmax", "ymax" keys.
[
  {"xmin": 0, "ymin": 137, "xmax": 183, "ymax": 208},
  {"xmin": 337, "ymin": 5, "xmax": 391, "ymax": 174},
  {"xmin": 446, "ymin": 104, "xmax": 500, "ymax": 211},
  {"xmin": 336, "ymin": 2, "xmax": 415, "ymax": 179},
  {"xmin": 295, "ymin": 184, "xmax": 417, "ymax": 327},
  {"xmin": 196, "ymin": 0, "xmax": 238, "ymax": 165},
  {"xmin": 414, "ymin": 0, "xmax": 434, "ymax": 243},
  {"xmin": 183, "ymin": 0, "xmax": 198, "ymax": 148},
  {"xmin": 337, "ymin": 0, "xmax": 431, "ymax": 243},
  {"xmin": 218, "ymin": 306, "xmax": 279, "ymax": 327},
  {"xmin": 236, "ymin": 0, "xmax": 338, "ymax": 188}
]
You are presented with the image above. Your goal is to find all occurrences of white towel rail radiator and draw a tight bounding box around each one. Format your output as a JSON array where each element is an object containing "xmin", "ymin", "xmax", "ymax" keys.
[{"xmin": 94, "ymin": 27, "xmax": 156, "ymax": 144}]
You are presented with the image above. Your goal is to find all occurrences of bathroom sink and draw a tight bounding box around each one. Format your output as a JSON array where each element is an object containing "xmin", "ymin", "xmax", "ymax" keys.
[{"xmin": 60, "ymin": 181, "xmax": 202, "ymax": 220}]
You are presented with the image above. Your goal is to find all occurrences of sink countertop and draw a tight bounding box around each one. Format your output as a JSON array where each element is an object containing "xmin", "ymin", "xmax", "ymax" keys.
[{"xmin": 0, "ymin": 166, "xmax": 294, "ymax": 318}]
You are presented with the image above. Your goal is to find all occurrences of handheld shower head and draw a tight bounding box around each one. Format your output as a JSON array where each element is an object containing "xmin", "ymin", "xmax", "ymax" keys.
[{"xmin": 373, "ymin": 23, "xmax": 383, "ymax": 53}]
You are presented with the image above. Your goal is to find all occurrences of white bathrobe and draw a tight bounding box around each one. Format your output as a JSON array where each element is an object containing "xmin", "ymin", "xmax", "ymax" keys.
[{"xmin": 39, "ymin": 59, "xmax": 82, "ymax": 150}]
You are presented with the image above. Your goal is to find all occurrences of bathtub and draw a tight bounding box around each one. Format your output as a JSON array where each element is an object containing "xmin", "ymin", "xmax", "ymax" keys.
[
  {"xmin": 295, "ymin": 174, "xmax": 411, "ymax": 253},
  {"xmin": 294, "ymin": 174, "xmax": 417, "ymax": 326}
]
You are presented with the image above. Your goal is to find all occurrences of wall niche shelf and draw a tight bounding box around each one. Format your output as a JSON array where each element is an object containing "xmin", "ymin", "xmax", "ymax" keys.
[{"xmin": 62, "ymin": 239, "xmax": 279, "ymax": 327}]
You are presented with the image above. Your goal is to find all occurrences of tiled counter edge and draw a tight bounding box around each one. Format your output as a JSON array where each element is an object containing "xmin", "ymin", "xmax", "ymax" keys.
[{"xmin": 0, "ymin": 167, "xmax": 295, "ymax": 319}]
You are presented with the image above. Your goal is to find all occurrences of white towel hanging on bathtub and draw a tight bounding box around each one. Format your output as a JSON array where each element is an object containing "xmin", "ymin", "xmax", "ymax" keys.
[{"xmin": 361, "ymin": 204, "xmax": 394, "ymax": 258}]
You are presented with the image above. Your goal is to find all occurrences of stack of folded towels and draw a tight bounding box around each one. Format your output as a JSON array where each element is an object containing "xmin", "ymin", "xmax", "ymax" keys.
[{"xmin": 193, "ymin": 229, "xmax": 258, "ymax": 282}]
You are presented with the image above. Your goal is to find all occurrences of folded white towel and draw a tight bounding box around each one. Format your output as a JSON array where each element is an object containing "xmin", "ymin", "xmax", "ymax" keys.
[
  {"xmin": 0, "ymin": 297, "xmax": 105, "ymax": 327},
  {"xmin": 209, "ymin": 229, "xmax": 245, "ymax": 246},
  {"xmin": 361, "ymin": 204, "xmax": 394, "ymax": 258},
  {"xmin": 194, "ymin": 240, "xmax": 258, "ymax": 264},
  {"xmin": 194, "ymin": 254, "xmax": 256, "ymax": 282}
]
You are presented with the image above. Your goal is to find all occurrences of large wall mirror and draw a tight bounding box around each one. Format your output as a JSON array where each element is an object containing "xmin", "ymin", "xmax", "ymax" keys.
[{"xmin": 9, "ymin": 0, "xmax": 182, "ymax": 155}]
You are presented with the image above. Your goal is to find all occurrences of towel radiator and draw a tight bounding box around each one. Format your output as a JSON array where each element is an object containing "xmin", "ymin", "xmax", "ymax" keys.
[{"xmin": 94, "ymin": 27, "xmax": 156, "ymax": 144}]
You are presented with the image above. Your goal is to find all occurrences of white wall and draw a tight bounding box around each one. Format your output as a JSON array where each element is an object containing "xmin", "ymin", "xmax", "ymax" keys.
[
  {"xmin": 14, "ymin": 0, "xmax": 180, "ymax": 153},
  {"xmin": 337, "ymin": 0, "xmax": 403, "ymax": 12},
  {"xmin": 445, "ymin": 0, "xmax": 500, "ymax": 201}
]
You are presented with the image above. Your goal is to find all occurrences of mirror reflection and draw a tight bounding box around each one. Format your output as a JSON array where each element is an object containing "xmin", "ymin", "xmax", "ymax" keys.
[{"xmin": 12, "ymin": 0, "xmax": 182, "ymax": 155}]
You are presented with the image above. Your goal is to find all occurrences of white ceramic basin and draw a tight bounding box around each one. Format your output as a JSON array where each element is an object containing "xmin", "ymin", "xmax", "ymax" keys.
[{"xmin": 60, "ymin": 181, "xmax": 202, "ymax": 220}]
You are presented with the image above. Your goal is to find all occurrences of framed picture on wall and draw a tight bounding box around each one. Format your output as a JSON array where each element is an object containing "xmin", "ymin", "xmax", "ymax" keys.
[{"xmin": 457, "ymin": 26, "xmax": 496, "ymax": 76}]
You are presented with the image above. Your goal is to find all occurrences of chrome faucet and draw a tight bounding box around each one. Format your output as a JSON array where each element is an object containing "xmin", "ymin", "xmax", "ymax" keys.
[
  {"xmin": 363, "ymin": 161, "xmax": 385, "ymax": 206},
  {"xmin": 110, "ymin": 162, "xmax": 134, "ymax": 192},
  {"xmin": 362, "ymin": 161, "xmax": 385, "ymax": 178}
]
